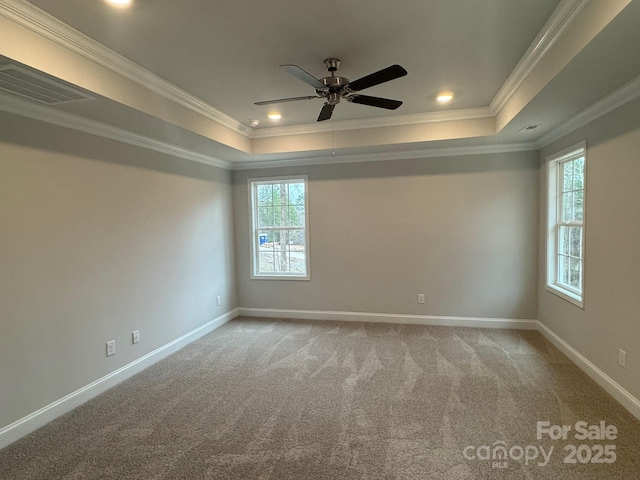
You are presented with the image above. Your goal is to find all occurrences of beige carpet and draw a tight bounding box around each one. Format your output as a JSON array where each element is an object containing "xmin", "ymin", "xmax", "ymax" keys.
[{"xmin": 1, "ymin": 317, "xmax": 639, "ymax": 479}]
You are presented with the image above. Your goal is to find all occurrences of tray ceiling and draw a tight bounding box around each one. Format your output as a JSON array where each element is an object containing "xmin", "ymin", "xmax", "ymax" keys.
[{"xmin": 0, "ymin": 0, "xmax": 637, "ymax": 167}]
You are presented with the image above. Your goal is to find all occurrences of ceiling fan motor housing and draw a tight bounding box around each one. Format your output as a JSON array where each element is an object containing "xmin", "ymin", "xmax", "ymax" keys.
[{"xmin": 318, "ymin": 75, "xmax": 350, "ymax": 103}]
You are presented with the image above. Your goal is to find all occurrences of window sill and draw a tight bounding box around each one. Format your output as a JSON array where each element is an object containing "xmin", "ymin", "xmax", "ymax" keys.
[
  {"xmin": 545, "ymin": 284, "xmax": 584, "ymax": 309},
  {"xmin": 251, "ymin": 273, "xmax": 310, "ymax": 281}
]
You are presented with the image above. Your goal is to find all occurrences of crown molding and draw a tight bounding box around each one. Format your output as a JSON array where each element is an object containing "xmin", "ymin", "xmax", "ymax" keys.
[
  {"xmin": 0, "ymin": 94, "xmax": 232, "ymax": 170},
  {"xmin": 232, "ymin": 142, "xmax": 537, "ymax": 170},
  {"xmin": 536, "ymin": 75, "xmax": 640, "ymax": 148},
  {"xmin": 0, "ymin": 90, "xmax": 538, "ymax": 172},
  {"xmin": 249, "ymin": 107, "xmax": 494, "ymax": 138},
  {"xmin": 0, "ymin": 0, "xmax": 590, "ymax": 141},
  {"xmin": 490, "ymin": 0, "xmax": 590, "ymax": 114},
  {"xmin": 0, "ymin": 0, "xmax": 246, "ymax": 135},
  {"xmin": 6, "ymin": 71, "xmax": 636, "ymax": 173},
  {"xmin": 0, "ymin": 0, "xmax": 613, "ymax": 165}
]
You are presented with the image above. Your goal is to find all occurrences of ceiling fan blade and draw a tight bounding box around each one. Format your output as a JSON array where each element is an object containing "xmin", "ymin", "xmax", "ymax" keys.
[
  {"xmin": 317, "ymin": 103, "xmax": 335, "ymax": 121},
  {"xmin": 349, "ymin": 95, "xmax": 402, "ymax": 110},
  {"xmin": 347, "ymin": 65, "xmax": 407, "ymax": 92},
  {"xmin": 280, "ymin": 64, "xmax": 326, "ymax": 89},
  {"xmin": 254, "ymin": 95, "xmax": 321, "ymax": 105}
]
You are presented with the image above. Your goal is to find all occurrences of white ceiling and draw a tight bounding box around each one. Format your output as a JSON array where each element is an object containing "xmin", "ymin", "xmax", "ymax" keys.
[{"xmin": 0, "ymin": 0, "xmax": 638, "ymax": 167}]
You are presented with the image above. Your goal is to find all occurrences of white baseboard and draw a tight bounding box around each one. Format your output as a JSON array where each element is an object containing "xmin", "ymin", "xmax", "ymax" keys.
[
  {"xmin": 0, "ymin": 308, "xmax": 239, "ymax": 450},
  {"xmin": 537, "ymin": 321, "xmax": 640, "ymax": 421},
  {"xmin": 3, "ymin": 307, "xmax": 638, "ymax": 450},
  {"xmin": 237, "ymin": 307, "xmax": 539, "ymax": 330}
]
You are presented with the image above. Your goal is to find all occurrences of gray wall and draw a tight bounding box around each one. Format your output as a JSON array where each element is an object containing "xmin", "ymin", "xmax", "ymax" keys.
[
  {"xmin": 233, "ymin": 151, "xmax": 539, "ymax": 319},
  {"xmin": 3, "ymin": 96, "xmax": 638, "ymax": 435},
  {"xmin": 538, "ymin": 98, "xmax": 640, "ymax": 401},
  {"xmin": 0, "ymin": 113, "xmax": 237, "ymax": 429}
]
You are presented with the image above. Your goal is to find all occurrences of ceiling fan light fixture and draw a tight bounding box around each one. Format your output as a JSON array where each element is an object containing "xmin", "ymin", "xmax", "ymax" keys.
[
  {"xmin": 267, "ymin": 112, "xmax": 282, "ymax": 120},
  {"xmin": 436, "ymin": 91, "xmax": 454, "ymax": 103}
]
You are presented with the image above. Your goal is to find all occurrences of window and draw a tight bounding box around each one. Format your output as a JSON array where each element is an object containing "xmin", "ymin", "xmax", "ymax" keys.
[
  {"xmin": 546, "ymin": 142, "xmax": 586, "ymax": 307},
  {"xmin": 249, "ymin": 176, "xmax": 310, "ymax": 279}
]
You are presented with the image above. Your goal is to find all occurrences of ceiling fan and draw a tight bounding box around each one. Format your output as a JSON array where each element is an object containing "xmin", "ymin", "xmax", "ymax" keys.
[{"xmin": 255, "ymin": 58, "xmax": 407, "ymax": 122}]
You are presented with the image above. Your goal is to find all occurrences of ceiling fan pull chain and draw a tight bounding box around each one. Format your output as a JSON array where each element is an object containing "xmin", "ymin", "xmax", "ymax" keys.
[{"xmin": 332, "ymin": 119, "xmax": 336, "ymax": 157}]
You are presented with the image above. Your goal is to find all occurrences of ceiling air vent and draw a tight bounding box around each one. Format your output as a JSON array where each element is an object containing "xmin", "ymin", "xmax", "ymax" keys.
[
  {"xmin": 0, "ymin": 64, "xmax": 93, "ymax": 105},
  {"xmin": 517, "ymin": 124, "xmax": 542, "ymax": 133}
]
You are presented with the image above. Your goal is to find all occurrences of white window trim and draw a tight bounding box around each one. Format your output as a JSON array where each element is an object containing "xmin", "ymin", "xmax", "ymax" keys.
[
  {"xmin": 248, "ymin": 175, "xmax": 310, "ymax": 280},
  {"xmin": 545, "ymin": 141, "xmax": 586, "ymax": 308}
]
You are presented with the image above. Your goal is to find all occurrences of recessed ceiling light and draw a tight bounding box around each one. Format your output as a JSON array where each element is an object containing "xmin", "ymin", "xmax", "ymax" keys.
[
  {"xmin": 436, "ymin": 92, "xmax": 454, "ymax": 103},
  {"xmin": 248, "ymin": 119, "xmax": 260, "ymax": 127},
  {"xmin": 267, "ymin": 112, "xmax": 282, "ymax": 120},
  {"xmin": 106, "ymin": 0, "xmax": 132, "ymax": 7}
]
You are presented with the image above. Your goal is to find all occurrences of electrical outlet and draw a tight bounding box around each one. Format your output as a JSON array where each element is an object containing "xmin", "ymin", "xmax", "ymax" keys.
[
  {"xmin": 417, "ymin": 294, "xmax": 425, "ymax": 304},
  {"xmin": 106, "ymin": 340, "xmax": 115, "ymax": 357},
  {"xmin": 618, "ymin": 349, "xmax": 626, "ymax": 368},
  {"xmin": 132, "ymin": 330, "xmax": 140, "ymax": 344},
  {"xmin": 216, "ymin": 295, "xmax": 222, "ymax": 306}
]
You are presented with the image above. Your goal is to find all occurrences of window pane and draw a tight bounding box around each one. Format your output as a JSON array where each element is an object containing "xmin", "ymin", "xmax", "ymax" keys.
[
  {"xmin": 573, "ymin": 157, "xmax": 584, "ymax": 190},
  {"xmin": 288, "ymin": 207, "xmax": 294, "ymax": 226},
  {"xmin": 257, "ymin": 184, "xmax": 272, "ymax": 205},
  {"xmin": 562, "ymin": 161, "xmax": 574, "ymax": 193},
  {"xmin": 290, "ymin": 249, "xmax": 306, "ymax": 273},
  {"xmin": 574, "ymin": 190, "xmax": 584, "ymax": 222},
  {"xmin": 273, "ymin": 205, "xmax": 283, "ymax": 226},
  {"xmin": 289, "ymin": 183, "xmax": 305, "ymax": 205},
  {"xmin": 562, "ymin": 191, "xmax": 574, "ymax": 222},
  {"xmin": 290, "ymin": 229, "xmax": 306, "ymax": 247},
  {"xmin": 559, "ymin": 226, "xmax": 570, "ymax": 255},
  {"xmin": 570, "ymin": 227, "xmax": 582, "ymax": 258},
  {"xmin": 569, "ymin": 257, "xmax": 581, "ymax": 289},
  {"xmin": 273, "ymin": 184, "xmax": 284, "ymax": 206},
  {"xmin": 272, "ymin": 230, "xmax": 290, "ymax": 272},
  {"xmin": 258, "ymin": 230, "xmax": 274, "ymax": 249},
  {"xmin": 258, "ymin": 256, "xmax": 274, "ymax": 273},
  {"xmin": 558, "ymin": 255, "xmax": 570, "ymax": 286},
  {"xmin": 289, "ymin": 230, "xmax": 306, "ymax": 273},
  {"xmin": 258, "ymin": 249, "xmax": 275, "ymax": 273},
  {"xmin": 290, "ymin": 206, "xmax": 305, "ymax": 227},
  {"xmin": 258, "ymin": 206, "xmax": 273, "ymax": 227}
]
